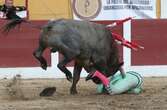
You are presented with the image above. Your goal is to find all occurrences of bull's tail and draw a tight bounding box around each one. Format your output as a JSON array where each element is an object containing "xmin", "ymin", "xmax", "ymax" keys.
[
  {"xmin": 2, "ymin": 19, "xmax": 42, "ymax": 34},
  {"xmin": 2, "ymin": 19, "xmax": 25, "ymax": 34}
]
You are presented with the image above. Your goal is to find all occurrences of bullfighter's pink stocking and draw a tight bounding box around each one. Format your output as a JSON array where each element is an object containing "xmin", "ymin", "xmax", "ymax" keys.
[{"xmin": 92, "ymin": 71, "xmax": 109, "ymax": 86}]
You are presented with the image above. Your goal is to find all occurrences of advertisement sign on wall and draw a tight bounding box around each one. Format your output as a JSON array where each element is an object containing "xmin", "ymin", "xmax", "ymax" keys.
[{"xmin": 72, "ymin": 0, "xmax": 157, "ymax": 20}]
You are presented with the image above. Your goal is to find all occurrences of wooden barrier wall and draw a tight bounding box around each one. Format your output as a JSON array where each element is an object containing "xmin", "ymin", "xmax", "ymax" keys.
[
  {"xmin": 131, "ymin": 19, "xmax": 167, "ymax": 65},
  {"xmin": 0, "ymin": 19, "xmax": 167, "ymax": 68},
  {"xmin": 0, "ymin": 20, "xmax": 51, "ymax": 67}
]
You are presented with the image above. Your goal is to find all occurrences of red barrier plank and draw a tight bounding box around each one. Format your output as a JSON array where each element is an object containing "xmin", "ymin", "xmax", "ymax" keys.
[
  {"xmin": 131, "ymin": 19, "xmax": 167, "ymax": 65},
  {"xmin": 0, "ymin": 20, "xmax": 51, "ymax": 67}
]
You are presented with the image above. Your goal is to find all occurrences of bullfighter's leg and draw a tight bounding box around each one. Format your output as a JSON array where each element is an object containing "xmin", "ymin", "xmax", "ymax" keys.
[
  {"xmin": 33, "ymin": 45, "xmax": 47, "ymax": 70},
  {"xmin": 70, "ymin": 62, "xmax": 82, "ymax": 95}
]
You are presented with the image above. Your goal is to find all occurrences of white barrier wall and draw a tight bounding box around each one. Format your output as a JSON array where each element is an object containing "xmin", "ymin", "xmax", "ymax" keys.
[{"xmin": 0, "ymin": 53, "xmax": 88, "ymax": 79}]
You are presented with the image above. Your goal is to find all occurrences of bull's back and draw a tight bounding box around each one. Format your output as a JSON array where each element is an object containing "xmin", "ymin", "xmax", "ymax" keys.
[
  {"xmin": 43, "ymin": 19, "xmax": 117, "ymax": 61},
  {"xmin": 50, "ymin": 19, "xmax": 115, "ymax": 56},
  {"xmin": 62, "ymin": 19, "xmax": 113, "ymax": 50}
]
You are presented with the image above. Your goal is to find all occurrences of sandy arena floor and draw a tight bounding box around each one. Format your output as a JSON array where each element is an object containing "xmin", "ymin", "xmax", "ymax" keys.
[{"xmin": 0, "ymin": 77, "xmax": 167, "ymax": 110}]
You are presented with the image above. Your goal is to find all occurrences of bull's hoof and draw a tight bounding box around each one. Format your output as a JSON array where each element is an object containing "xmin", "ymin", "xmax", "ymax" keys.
[
  {"xmin": 67, "ymin": 77, "xmax": 73, "ymax": 82},
  {"xmin": 70, "ymin": 91, "xmax": 78, "ymax": 95},
  {"xmin": 70, "ymin": 89, "xmax": 78, "ymax": 95},
  {"xmin": 40, "ymin": 87, "xmax": 56, "ymax": 97},
  {"xmin": 66, "ymin": 74, "xmax": 73, "ymax": 82},
  {"xmin": 41, "ymin": 63, "xmax": 47, "ymax": 70}
]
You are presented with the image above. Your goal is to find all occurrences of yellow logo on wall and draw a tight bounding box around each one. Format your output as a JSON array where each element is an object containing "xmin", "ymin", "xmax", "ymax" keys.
[{"xmin": 72, "ymin": 0, "xmax": 101, "ymax": 20}]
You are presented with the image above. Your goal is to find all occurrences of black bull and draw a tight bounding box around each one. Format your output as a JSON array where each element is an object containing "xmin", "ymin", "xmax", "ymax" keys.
[
  {"xmin": 32, "ymin": 19, "xmax": 125, "ymax": 94},
  {"xmin": 2, "ymin": 18, "xmax": 125, "ymax": 94}
]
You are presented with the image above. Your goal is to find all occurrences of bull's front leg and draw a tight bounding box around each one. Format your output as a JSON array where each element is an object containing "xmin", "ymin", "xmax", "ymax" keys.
[
  {"xmin": 70, "ymin": 62, "xmax": 82, "ymax": 95},
  {"xmin": 57, "ymin": 57, "xmax": 73, "ymax": 82},
  {"xmin": 57, "ymin": 42, "xmax": 80, "ymax": 82},
  {"xmin": 33, "ymin": 46, "xmax": 47, "ymax": 70}
]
